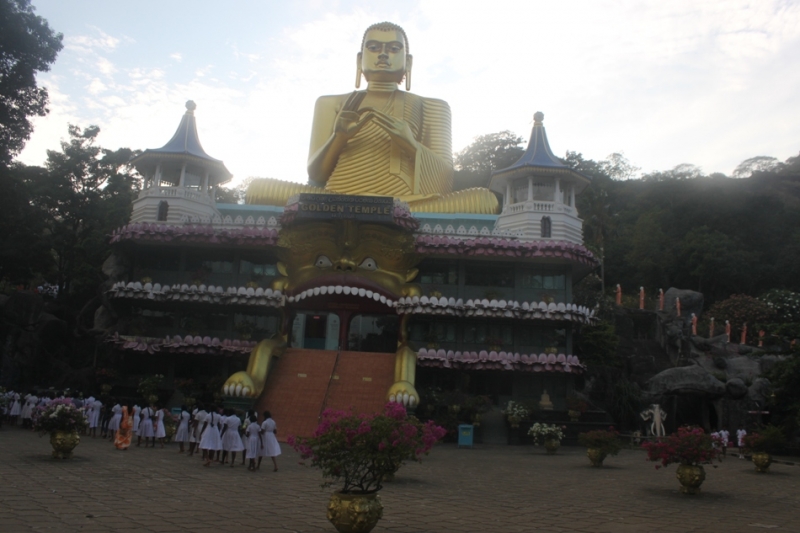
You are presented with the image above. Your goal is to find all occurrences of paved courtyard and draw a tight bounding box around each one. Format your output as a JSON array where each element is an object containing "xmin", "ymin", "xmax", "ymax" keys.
[{"xmin": 0, "ymin": 427, "xmax": 798, "ymax": 533}]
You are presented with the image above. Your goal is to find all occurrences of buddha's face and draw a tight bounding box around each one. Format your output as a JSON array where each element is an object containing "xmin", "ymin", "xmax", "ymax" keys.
[
  {"xmin": 274, "ymin": 220, "xmax": 420, "ymax": 307},
  {"xmin": 360, "ymin": 29, "xmax": 407, "ymax": 83}
]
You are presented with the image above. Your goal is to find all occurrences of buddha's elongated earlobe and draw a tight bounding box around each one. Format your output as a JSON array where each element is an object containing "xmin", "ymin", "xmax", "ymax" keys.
[
  {"xmin": 355, "ymin": 53, "xmax": 363, "ymax": 88},
  {"xmin": 405, "ymin": 55, "xmax": 413, "ymax": 91}
]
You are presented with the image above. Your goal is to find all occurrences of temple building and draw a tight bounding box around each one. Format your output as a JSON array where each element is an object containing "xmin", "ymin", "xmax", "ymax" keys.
[{"xmin": 104, "ymin": 23, "xmax": 599, "ymax": 440}]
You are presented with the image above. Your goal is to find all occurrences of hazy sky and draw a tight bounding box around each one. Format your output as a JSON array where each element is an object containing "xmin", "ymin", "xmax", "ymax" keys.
[{"xmin": 18, "ymin": 0, "xmax": 800, "ymax": 185}]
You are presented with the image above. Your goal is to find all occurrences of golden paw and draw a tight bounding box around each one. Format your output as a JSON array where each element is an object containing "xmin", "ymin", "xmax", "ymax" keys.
[
  {"xmin": 387, "ymin": 381, "xmax": 419, "ymax": 407},
  {"xmin": 223, "ymin": 372, "xmax": 258, "ymax": 398}
]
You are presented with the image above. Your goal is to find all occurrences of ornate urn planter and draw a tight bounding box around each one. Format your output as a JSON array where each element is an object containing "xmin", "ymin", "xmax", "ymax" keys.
[
  {"xmin": 675, "ymin": 464, "xmax": 705, "ymax": 495},
  {"xmin": 327, "ymin": 492, "xmax": 383, "ymax": 533},
  {"xmin": 568, "ymin": 409, "xmax": 581, "ymax": 422},
  {"xmin": 544, "ymin": 438, "xmax": 561, "ymax": 455},
  {"xmin": 50, "ymin": 431, "xmax": 80, "ymax": 459},
  {"xmin": 752, "ymin": 452, "xmax": 772, "ymax": 473},
  {"xmin": 586, "ymin": 448, "xmax": 607, "ymax": 467}
]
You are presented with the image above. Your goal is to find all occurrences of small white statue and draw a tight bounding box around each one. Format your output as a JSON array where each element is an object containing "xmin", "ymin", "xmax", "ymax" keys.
[{"xmin": 640, "ymin": 404, "xmax": 667, "ymax": 437}]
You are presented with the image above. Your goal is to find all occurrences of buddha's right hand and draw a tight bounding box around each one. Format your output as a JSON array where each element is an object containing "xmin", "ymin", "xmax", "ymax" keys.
[{"xmin": 334, "ymin": 110, "xmax": 363, "ymax": 137}]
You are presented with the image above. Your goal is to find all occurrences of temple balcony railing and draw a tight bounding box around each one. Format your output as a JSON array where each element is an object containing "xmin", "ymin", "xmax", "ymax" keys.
[
  {"xmin": 138, "ymin": 186, "xmax": 214, "ymax": 206},
  {"xmin": 502, "ymin": 200, "xmax": 575, "ymax": 216}
]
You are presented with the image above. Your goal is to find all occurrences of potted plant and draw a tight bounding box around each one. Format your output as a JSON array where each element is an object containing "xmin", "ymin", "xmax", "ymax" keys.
[
  {"xmin": 566, "ymin": 395, "xmax": 588, "ymax": 422},
  {"xmin": 289, "ymin": 403, "xmax": 446, "ymax": 533},
  {"xmin": 32, "ymin": 399, "xmax": 89, "ymax": 459},
  {"xmin": 502, "ymin": 400, "xmax": 529, "ymax": 428},
  {"xmin": 529, "ymin": 423, "xmax": 566, "ymax": 454},
  {"xmin": 578, "ymin": 427, "xmax": 621, "ymax": 466},
  {"xmin": 743, "ymin": 425, "xmax": 785, "ymax": 473},
  {"xmin": 642, "ymin": 426, "xmax": 723, "ymax": 494}
]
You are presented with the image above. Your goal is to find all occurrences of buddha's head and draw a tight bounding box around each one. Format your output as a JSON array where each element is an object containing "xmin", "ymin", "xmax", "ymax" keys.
[
  {"xmin": 273, "ymin": 220, "xmax": 420, "ymax": 307},
  {"xmin": 357, "ymin": 22, "xmax": 412, "ymax": 89}
]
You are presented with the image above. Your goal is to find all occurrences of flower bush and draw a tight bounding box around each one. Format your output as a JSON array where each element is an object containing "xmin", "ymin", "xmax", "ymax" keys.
[
  {"xmin": 528, "ymin": 423, "xmax": 565, "ymax": 445},
  {"xmin": 32, "ymin": 399, "xmax": 88, "ymax": 435},
  {"xmin": 578, "ymin": 427, "xmax": 622, "ymax": 455},
  {"xmin": 503, "ymin": 400, "xmax": 530, "ymax": 422},
  {"xmin": 642, "ymin": 426, "xmax": 723, "ymax": 469},
  {"xmin": 288, "ymin": 403, "xmax": 446, "ymax": 494},
  {"xmin": 743, "ymin": 425, "xmax": 786, "ymax": 454},
  {"xmin": 137, "ymin": 374, "xmax": 164, "ymax": 402}
]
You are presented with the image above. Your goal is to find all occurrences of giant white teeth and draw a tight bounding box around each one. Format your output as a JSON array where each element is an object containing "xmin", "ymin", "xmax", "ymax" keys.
[
  {"xmin": 366, "ymin": 290, "xmax": 374, "ymax": 298},
  {"xmin": 380, "ymin": 295, "xmax": 387, "ymax": 304},
  {"xmin": 386, "ymin": 300, "xmax": 394, "ymax": 307},
  {"xmin": 313, "ymin": 287, "xmax": 321, "ymax": 296},
  {"xmin": 343, "ymin": 286, "xmax": 352, "ymax": 295},
  {"xmin": 320, "ymin": 286, "xmax": 328, "ymax": 294},
  {"xmin": 335, "ymin": 285, "xmax": 343, "ymax": 294},
  {"xmin": 288, "ymin": 296, "xmax": 295, "ymax": 303},
  {"xmin": 372, "ymin": 292, "xmax": 381, "ymax": 301},
  {"xmin": 327, "ymin": 286, "xmax": 335, "ymax": 295},
  {"xmin": 358, "ymin": 288, "xmax": 366, "ymax": 297}
]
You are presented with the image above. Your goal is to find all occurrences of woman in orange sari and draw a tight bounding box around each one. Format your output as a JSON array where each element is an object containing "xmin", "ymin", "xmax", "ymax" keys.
[{"xmin": 114, "ymin": 406, "xmax": 133, "ymax": 450}]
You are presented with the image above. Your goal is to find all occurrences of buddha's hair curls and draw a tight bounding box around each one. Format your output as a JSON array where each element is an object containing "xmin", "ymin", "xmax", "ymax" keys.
[{"xmin": 361, "ymin": 22, "xmax": 409, "ymax": 54}]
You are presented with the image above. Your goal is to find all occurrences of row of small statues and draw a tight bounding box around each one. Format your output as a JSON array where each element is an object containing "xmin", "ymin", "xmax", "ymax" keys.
[{"xmin": 614, "ymin": 284, "xmax": 765, "ymax": 345}]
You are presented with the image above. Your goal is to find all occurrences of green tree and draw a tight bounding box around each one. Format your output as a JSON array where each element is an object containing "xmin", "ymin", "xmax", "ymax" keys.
[
  {"xmin": 0, "ymin": 0, "xmax": 63, "ymax": 164},
  {"xmin": 624, "ymin": 211, "xmax": 673, "ymax": 289},
  {"xmin": 26, "ymin": 125, "xmax": 139, "ymax": 303},
  {"xmin": 453, "ymin": 131, "xmax": 524, "ymax": 190}
]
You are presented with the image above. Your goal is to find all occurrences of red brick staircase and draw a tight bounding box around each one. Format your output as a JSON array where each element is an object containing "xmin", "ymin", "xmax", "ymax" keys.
[{"xmin": 255, "ymin": 348, "xmax": 396, "ymax": 441}]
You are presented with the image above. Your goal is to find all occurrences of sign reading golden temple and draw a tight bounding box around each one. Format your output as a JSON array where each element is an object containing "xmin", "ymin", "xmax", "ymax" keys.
[{"xmin": 296, "ymin": 194, "xmax": 394, "ymax": 222}]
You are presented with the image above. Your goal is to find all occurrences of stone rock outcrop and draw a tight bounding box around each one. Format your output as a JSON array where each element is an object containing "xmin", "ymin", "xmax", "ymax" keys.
[{"xmin": 646, "ymin": 365, "xmax": 726, "ymax": 398}]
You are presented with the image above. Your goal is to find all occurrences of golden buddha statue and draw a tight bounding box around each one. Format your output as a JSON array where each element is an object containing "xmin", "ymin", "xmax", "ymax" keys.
[{"xmin": 247, "ymin": 22, "xmax": 498, "ymax": 214}]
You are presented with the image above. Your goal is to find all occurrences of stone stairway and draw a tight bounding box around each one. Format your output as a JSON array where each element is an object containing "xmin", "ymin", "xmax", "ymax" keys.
[{"xmin": 255, "ymin": 348, "xmax": 395, "ymax": 441}]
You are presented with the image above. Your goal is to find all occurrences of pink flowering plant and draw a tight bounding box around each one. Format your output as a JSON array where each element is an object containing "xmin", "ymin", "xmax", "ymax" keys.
[
  {"xmin": 642, "ymin": 426, "xmax": 723, "ymax": 469},
  {"xmin": 288, "ymin": 403, "xmax": 446, "ymax": 494},
  {"xmin": 32, "ymin": 399, "xmax": 88, "ymax": 435}
]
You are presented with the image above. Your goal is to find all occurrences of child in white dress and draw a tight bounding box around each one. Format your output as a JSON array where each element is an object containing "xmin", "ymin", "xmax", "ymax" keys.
[
  {"xmin": 137, "ymin": 405, "xmax": 155, "ymax": 447},
  {"xmin": 189, "ymin": 407, "xmax": 206, "ymax": 458},
  {"xmin": 132, "ymin": 405, "xmax": 141, "ymax": 436},
  {"xmin": 174, "ymin": 406, "xmax": 191, "ymax": 453},
  {"xmin": 107, "ymin": 403, "xmax": 122, "ymax": 441},
  {"xmin": 154, "ymin": 408, "xmax": 166, "ymax": 448},
  {"xmin": 245, "ymin": 416, "xmax": 261, "ymax": 471},
  {"xmin": 259, "ymin": 411, "xmax": 281, "ymax": 472},
  {"xmin": 21, "ymin": 393, "xmax": 38, "ymax": 428},
  {"xmin": 200, "ymin": 408, "xmax": 222, "ymax": 466},
  {"xmin": 9, "ymin": 392, "xmax": 21, "ymax": 424},
  {"xmin": 220, "ymin": 409, "xmax": 245, "ymax": 466}
]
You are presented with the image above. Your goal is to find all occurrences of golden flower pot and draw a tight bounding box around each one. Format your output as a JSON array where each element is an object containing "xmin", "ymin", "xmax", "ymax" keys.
[
  {"xmin": 568, "ymin": 410, "xmax": 581, "ymax": 422},
  {"xmin": 586, "ymin": 448, "xmax": 607, "ymax": 467},
  {"xmin": 50, "ymin": 431, "xmax": 80, "ymax": 459},
  {"xmin": 675, "ymin": 464, "xmax": 705, "ymax": 495},
  {"xmin": 327, "ymin": 492, "xmax": 383, "ymax": 533},
  {"xmin": 544, "ymin": 438, "xmax": 560, "ymax": 455},
  {"xmin": 752, "ymin": 452, "xmax": 772, "ymax": 473}
]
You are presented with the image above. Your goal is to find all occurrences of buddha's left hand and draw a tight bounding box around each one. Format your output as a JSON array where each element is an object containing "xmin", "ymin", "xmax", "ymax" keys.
[{"xmin": 369, "ymin": 110, "xmax": 419, "ymax": 153}]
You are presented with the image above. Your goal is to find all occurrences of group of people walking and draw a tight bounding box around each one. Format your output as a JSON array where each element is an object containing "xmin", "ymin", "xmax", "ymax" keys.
[
  {"xmin": 177, "ymin": 406, "xmax": 281, "ymax": 472},
  {"xmin": 2, "ymin": 390, "xmax": 281, "ymax": 472}
]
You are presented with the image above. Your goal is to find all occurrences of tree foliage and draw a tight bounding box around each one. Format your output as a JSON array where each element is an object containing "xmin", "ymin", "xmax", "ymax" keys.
[
  {"xmin": 0, "ymin": 0, "xmax": 63, "ymax": 164},
  {"xmin": 453, "ymin": 131, "xmax": 524, "ymax": 190}
]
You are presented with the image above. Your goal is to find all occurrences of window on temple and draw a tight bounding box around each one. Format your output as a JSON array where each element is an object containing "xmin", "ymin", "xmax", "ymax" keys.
[
  {"xmin": 463, "ymin": 323, "xmax": 513, "ymax": 347},
  {"xmin": 520, "ymin": 272, "xmax": 565, "ymax": 290},
  {"xmin": 129, "ymin": 307, "xmax": 176, "ymax": 336},
  {"xmin": 541, "ymin": 216, "xmax": 552, "ymax": 238},
  {"xmin": 137, "ymin": 251, "xmax": 180, "ymax": 272},
  {"xmin": 409, "ymin": 320, "xmax": 456, "ymax": 344},
  {"xmin": 157, "ymin": 200, "xmax": 169, "ymax": 221},
  {"xmin": 239, "ymin": 257, "xmax": 277, "ymax": 285},
  {"xmin": 464, "ymin": 263, "xmax": 514, "ymax": 287},
  {"xmin": 347, "ymin": 315, "xmax": 398, "ymax": 353},
  {"xmin": 234, "ymin": 313, "xmax": 279, "ymax": 341},
  {"xmin": 417, "ymin": 261, "xmax": 458, "ymax": 285}
]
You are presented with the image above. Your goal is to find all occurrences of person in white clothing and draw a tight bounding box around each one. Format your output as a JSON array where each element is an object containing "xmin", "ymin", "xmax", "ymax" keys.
[
  {"xmin": 720, "ymin": 429, "xmax": 730, "ymax": 456},
  {"xmin": 244, "ymin": 415, "xmax": 261, "ymax": 471},
  {"xmin": 132, "ymin": 405, "xmax": 141, "ymax": 437},
  {"xmin": 174, "ymin": 406, "xmax": 191, "ymax": 453},
  {"xmin": 259, "ymin": 411, "xmax": 281, "ymax": 472},
  {"xmin": 137, "ymin": 405, "xmax": 155, "ymax": 447},
  {"xmin": 107, "ymin": 402, "xmax": 122, "ymax": 441},
  {"xmin": 736, "ymin": 426, "xmax": 747, "ymax": 458},
  {"xmin": 199, "ymin": 407, "xmax": 222, "ymax": 466},
  {"xmin": 8, "ymin": 392, "xmax": 21, "ymax": 424},
  {"xmin": 89, "ymin": 399, "xmax": 103, "ymax": 438},
  {"xmin": 154, "ymin": 407, "xmax": 167, "ymax": 448},
  {"xmin": 21, "ymin": 392, "xmax": 38, "ymax": 429},
  {"xmin": 189, "ymin": 407, "xmax": 206, "ymax": 458},
  {"xmin": 220, "ymin": 409, "xmax": 245, "ymax": 467}
]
